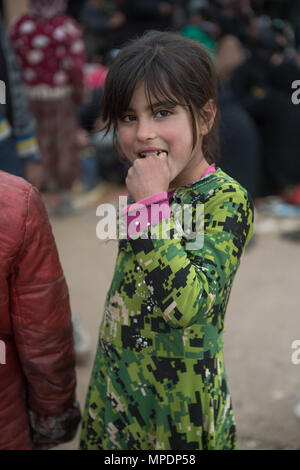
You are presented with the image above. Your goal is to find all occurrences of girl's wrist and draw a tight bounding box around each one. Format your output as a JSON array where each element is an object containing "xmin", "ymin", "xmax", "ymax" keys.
[
  {"xmin": 130, "ymin": 189, "xmax": 169, "ymax": 203},
  {"xmin": 122, "ymin": 192, "xmax": 168, "ymax": 217}
]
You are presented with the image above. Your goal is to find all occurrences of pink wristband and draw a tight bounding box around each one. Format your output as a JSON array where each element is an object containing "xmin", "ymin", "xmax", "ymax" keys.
[{"xmin": 121, "ymin": 192, "xmax": 171, "ymax": 238}]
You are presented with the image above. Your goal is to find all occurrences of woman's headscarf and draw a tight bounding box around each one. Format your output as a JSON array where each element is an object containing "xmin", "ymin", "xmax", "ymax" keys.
[{"xmin": 29, "ymin": 0, "xmax": 67, "ymax": 19}]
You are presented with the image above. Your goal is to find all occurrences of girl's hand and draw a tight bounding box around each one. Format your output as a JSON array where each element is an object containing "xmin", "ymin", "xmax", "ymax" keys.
[{"xmin": 125, "ymin": 153, "xmax": 170, "ymax": 202}]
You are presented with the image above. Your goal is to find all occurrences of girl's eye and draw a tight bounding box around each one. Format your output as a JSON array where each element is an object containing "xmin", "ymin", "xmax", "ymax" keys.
[
  {"xmin": 121, "ymin": 115, "xmax": 136, "ymax": 123},
  {"xmin": 155, "ymin": 109, "xmax": 172, "ymax": 118}
]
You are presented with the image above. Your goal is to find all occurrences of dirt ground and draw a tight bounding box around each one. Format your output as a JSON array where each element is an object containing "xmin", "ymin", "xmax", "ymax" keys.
[{"xmin": 47, "ymin": 184, "xmax": 300, "ymax": 451}]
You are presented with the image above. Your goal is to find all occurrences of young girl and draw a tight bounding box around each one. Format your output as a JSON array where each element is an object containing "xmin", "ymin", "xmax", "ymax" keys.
[{"xmin": 80, "ymin": 30, "xmax": 254, "ymax": 450}]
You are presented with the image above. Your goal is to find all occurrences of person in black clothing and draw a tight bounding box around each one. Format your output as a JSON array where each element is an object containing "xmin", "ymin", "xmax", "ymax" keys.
[
  {"xmin": 218, "ymin": 83, "xmax": 262, "ymax": 200},
  {"xmin": 79, "ymin": 0, "xmax": 125, "ymax": 61},
  {"xmin": 288, "ymin": 0, "xmax": 300, "ymax": 51},
  {"xmin": 66, "ymin": 0, "xmax": 86, "ymax": 20},
  {"xmin": 231, "ymin": 22, "xmax": 300, "ymax": 195},
  {"xmin": 216, "ymin": 34, "xmax": 262, "ymax": 199},
  {"xmin": 251, "ymin": 0, "xmax": 291, "ymax": 19},
  {"xmin": 214, "ymin": 0, "xmax": 252, "ymax": 43},
  {"xmin": 116, "ymin": 0, "xmax": 177, "ymax": 45}
]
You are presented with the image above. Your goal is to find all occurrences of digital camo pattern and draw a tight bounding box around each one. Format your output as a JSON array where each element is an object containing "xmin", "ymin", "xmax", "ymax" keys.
[{"xmin": 80, "ymin": 168, "xmax": 254, "ymax": 450}]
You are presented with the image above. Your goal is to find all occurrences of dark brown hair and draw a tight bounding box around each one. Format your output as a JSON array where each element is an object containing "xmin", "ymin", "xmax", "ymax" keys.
[{"xmin": 101, "ymin": 30, "xmax": 220, "ymax": 164}]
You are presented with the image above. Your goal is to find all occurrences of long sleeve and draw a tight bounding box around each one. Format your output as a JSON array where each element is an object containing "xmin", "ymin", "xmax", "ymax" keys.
[
  {"xmin": 10, "ymin": 185, "xmax": 77, "ymax": 416},
  {"xmin": 128, "ymin": 182, "xmax": 253, "ymax": 329}
]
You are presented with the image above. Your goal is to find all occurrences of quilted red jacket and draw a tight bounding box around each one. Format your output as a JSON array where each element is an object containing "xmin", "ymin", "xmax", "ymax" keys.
[{"xmin": 0, "ymin": 171, "xmax": 77, "ymax": 449}]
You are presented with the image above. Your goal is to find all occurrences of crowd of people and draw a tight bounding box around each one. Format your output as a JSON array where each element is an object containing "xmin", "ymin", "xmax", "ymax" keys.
[{"xmin": 0, "ymin": 0, "xmax": 298, "ymax": 209}]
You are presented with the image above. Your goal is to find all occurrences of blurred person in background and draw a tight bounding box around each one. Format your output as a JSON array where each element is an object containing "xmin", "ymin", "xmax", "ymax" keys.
[
  {"xmin": 0, "ymin": 13, "xmax": 42, "ymax": 189},
  {"xmin": 230, "ymin": 18, "xmax": 300, "ymax": 197},
  {"xmin": 216, "ymin": 35, "xmax": 262, "ymax": 200},
  {"xmin": 212, "ymin": 0, "xmax": 253, "ymax": 43},
  {"xmin": 181, "ymin": 0, "xmax": 220, "ymax": 56},
  {"xmin": 79, "ymin": 0, "xmax": 125, "ymax": 62},
  {"xmin": 251, "ymin": 0, "xmax": 291, "ymax": 19},
  {"xmin": 77, "ymin": 48, "xmax": 128, "ymax": 188},
  {"xmin": 66, "ymin": 0, "xmax": 86, "ymax": 21},
  {"xmin": 182, "ymin": 2, "xmax": 262, "ymax": 199},
  {"xmin": 0, "ymin": 169, "xmax": 81, "ymax": 450},
  {"xmin": 10, "ymin": 0, "xmax": 86, "ymax": 216},
  {"xmin": 288, "ymin": 0, "xmax": 300, "ymax": 51},
  {"xmin": 180, "ymin": 0, "xmax": 300, "ymax": 200},
  {"xmin": 117, "ymin": 0, "xmax": 177, "ymax": 44}
]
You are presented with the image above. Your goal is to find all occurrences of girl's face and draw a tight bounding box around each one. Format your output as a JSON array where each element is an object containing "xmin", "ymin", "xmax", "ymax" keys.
[{"xmin": 117, "ymin": 82, "xmax": 212, "ymax": 189}]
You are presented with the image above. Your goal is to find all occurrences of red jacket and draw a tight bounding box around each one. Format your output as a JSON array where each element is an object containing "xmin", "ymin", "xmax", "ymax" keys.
[{"xmin": 0, "ymin": 171, "xmax": 77, "ymax": 450}]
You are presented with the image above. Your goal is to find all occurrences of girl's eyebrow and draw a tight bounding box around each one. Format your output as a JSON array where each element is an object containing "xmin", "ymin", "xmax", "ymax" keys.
[{"xmin": 126, "ymin": 101, "xmax": 177, "ymax": 112}]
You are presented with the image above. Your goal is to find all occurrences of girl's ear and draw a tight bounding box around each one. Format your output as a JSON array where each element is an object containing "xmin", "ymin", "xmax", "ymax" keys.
[{"xmin": 199, "ymin": 99, "xmax": 217, "ymax": 136}]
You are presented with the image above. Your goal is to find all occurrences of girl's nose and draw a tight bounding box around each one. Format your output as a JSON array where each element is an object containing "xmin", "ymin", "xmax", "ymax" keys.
[{"xmin": 135, "ymin": 118, "xmax": 156, "ymax": 141}]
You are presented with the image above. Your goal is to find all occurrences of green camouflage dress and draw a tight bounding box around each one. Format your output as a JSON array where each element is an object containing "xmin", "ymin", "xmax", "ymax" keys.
[{"xmin": 79, "ymin": 168, "xmax": 254, "ymax": 450}]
